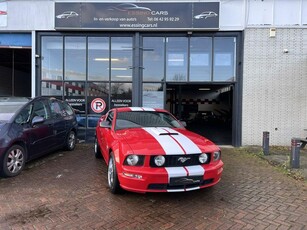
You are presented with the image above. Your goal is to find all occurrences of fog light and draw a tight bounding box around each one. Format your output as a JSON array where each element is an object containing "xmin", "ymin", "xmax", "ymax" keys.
[
  {"xmin": 199, "ymin": 153, "xmax": 209, "ymax": 164},
  {"xmin": 154, "ymin": 155, "xmax": 165, "ymax": 166}
]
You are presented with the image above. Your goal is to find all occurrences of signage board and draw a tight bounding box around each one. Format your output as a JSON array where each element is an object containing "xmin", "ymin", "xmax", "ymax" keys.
[{"xmin": 55, "ymin": 2, "xmax": 219, "ymax": 30}]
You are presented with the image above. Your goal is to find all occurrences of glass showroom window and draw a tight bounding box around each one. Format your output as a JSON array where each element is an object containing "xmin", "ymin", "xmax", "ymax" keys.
[
  {"xmin": 41, "ymin": 81, "xmax": 63, "ymax": 97},
  {"xmin": 143, "ymin": 37, "xmax": 165, "ymax": 82},
  {"xmin": 111, "ymin": 37, "xmax": 133, "ymax": 82},
  {"xmin": 166, "ymin": 37, "xmax": 188, "ymax": 82},
  {"xmin": 190, "ymin": 37, "xmax": 212, "ymax": 82},
  {"xmin": 87, "ymin": 82, "xmax": 109, "ymax": 128},
  {"xmin": 142, "ymin": 83, "xmax": 164, "ymax": 109},
  {"xmin": 110, "ymin": 83, "xmax": 132, "ymax": 108},
  {"xmin": 64, "ymin": 81, "xmax": 86, "ymax": 134},
  {"xmin": 65, "ymin": 37, "xmax": 86, "ymax": 81},
  {"xmin": 88, "ymin": 37, "xmax": 110, "ymax": 81},
  {"xmin": 41, "ymin": 36, "xmax": 63, "ymax": 80},
  {"xmin": 213, "ymin": 37, "xmax": 236, "ymax": 81}
]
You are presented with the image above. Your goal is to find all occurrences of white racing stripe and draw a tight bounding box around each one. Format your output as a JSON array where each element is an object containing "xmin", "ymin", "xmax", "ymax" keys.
[
  {"xmin": 165, "ymin": 166, "xmax": 204, "ymax": 192},
  {"xmin": 185, "ymin": 165, "xmax": 205, "ymax": 176},
  {"xmin": 143, "ymin": 127, "xmax": 205, "ymax": 192},
  {"xmin": 143, "ymin": 127, "xmax": 202, "ymax": 155},
  {"xmin": 143, "ymin": 127, "xmax": 185, "ymax": 155},
  {"xmin": 129, "ymin": 107, "xmax": 155, "ymax": 111},
  {"xmin": 162, "ymin": 128, "xmax": 202, "ymax": 154},
  {"xmin": 165, "ymin": 167, "xmax": 187, "ymax": 182}
]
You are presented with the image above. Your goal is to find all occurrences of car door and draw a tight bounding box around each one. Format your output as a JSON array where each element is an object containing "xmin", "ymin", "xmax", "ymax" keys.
[
  {"xmin": 97, "ymin": 111, "xmax": 114, "ymax": 160},
  {"xmin": 49, "ymin": 99, "xmax": 67, "ymax": 147},
  {"xmin": 25, "ymin": 99, "xmax": 54, "ymax": 159}
]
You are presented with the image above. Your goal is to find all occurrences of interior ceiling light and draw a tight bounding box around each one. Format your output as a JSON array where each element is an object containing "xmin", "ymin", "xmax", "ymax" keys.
[
  {"xmin": 108, "ymin": 68, "xmax": 128, "ymax": 70},
  {"xmin": 94, "ymin": 58, "xmax": 120, "ymax": 61},
  {"xmin": 199, "ymin": 88, "xmax": 211, "ymax": 91}
]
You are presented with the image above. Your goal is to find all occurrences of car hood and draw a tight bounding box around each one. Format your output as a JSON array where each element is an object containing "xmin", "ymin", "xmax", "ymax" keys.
[{"xmin": 116, "ymin": 127, "xmax": 219, "ymax": 155}]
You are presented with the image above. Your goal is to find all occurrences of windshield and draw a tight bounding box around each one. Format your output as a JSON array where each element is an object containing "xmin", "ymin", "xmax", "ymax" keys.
[
  {"xmin": 0, "ymin": 102, "xmax": 27, "ymax": 122},
  {"xmin": 115, "ymin": 111, "xmax": 183, "ymax": 130}
]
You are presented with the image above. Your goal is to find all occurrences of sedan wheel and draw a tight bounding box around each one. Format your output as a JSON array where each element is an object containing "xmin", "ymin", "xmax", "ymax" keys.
[
  {"xmin": 108, "ymin": 152, "xmax": 121, "ymax": 194},
  {"xmin": 94, "ymin": 137, "xmax": 102, "ymax": 158},
  {"xmin": 65, "ymin": 131, "xmax": 76, "ymax": 151},
  {"xmin": 1, "ymin": 145, "xmax": 26, "ymax": 177}
]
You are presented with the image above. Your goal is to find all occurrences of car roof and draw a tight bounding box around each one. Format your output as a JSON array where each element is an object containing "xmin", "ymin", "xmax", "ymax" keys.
[{"xmin": 114, "ymin": 107, "xmax": 168, "ymax": 113}]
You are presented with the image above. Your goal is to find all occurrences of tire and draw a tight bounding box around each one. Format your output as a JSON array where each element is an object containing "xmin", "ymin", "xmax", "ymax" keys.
[
  {"xmin": 0, "ymin": 145, "xmax": 26, "ymax": 177},
  {"xmin": 65, "ymin": 131, "xmax": 76, "ymax": 151},
  {"xmin": 94, "ymin": 136, "xmax": 102, "ymax": 159},
  {"xmin": 108, "ymin": 152, "xmax": 121, "ymax": 194}
]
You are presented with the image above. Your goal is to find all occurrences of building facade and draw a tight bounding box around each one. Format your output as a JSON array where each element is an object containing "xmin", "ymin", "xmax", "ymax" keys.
[{"xmin": 0, "ymin": 0, "xmax": 306, "ymax": 146}]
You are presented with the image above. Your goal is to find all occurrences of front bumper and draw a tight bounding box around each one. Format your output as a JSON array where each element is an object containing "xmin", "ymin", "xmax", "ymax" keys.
[{"xmin": 118, "ymin": 161, "xmax": 224, "ymax": 193}]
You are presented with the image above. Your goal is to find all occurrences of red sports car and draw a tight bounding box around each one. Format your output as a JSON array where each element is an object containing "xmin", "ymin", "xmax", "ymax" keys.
[{"xmin": 95, "ymin": 107, "xmax": 223, "ymax": 194}]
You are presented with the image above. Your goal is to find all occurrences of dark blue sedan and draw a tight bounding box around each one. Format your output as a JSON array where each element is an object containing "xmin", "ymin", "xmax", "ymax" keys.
[{"xmin": 0, "ymin": 97, "xmax": 78, "ymax": 177}]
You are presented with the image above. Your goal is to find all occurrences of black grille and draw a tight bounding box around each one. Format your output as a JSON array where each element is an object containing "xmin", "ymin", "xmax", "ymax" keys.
[{"xmin": 149, "ymin": 153, "xmax": 211, "ymax": 167}]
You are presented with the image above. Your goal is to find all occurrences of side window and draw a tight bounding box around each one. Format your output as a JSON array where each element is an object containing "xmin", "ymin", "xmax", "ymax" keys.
[
  {"xmin": 61, "ymin": 102, "xmax": 74, "ymax": 116},
  {"xmin": 50, "ymin": 101, "xmax": 64, "ymax": 118},
  {"xmin": 14, "ymin": 105, "xmax": 31, "ymax": 124},
  {"xmin": 33, "ymin": 101, "xmax": 50, "ymax": 119}
]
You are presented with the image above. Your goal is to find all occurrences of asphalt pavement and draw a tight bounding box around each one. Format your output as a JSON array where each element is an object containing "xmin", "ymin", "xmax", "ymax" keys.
[{"xmin": 0, "ymin": 144, "xmax": 306, "ymax": 229}]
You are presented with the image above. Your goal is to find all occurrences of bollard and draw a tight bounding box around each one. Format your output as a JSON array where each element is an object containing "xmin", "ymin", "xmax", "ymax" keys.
[
  {"xmin": 262, "ymin": 131, "xmax": 270, "ymax": 155},
  {"xmin": 290, "ymin": 138, "xmax": 300, "ymax": 168}
]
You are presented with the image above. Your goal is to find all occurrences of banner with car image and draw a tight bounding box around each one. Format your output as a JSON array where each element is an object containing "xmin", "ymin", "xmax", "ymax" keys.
[{"xmin": 55, "ymin": 2, "xmax": 219, "ymax": 30}]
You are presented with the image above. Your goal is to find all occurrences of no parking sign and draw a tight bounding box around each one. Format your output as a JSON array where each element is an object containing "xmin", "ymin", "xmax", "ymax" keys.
[{"xmin": 91, "ymin": 98, "xmax": 106, "ymax": 113}]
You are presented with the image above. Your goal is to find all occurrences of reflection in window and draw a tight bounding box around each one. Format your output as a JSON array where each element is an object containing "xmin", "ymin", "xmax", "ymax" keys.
[
  {"xmin": 190, "ymin": 37, "xmax": 212, "ymax": 81},
  {"xmin": 41, "ymin": 81, "xmax": 63, "ymax": 96},
  {"xmin": 166, "ymin": 37, "xmax": 188, "ymax": 82},
  {"xmin": 87, "ymin": 115, "xmax": 100, "ymax": 128},
  {"xmin": 65, "ymin": 37, "xmax": 86, "ymax": 80},
  {"xmin": 111, "ymin": 37, "xmax": 133, "ymax": 82},
  {"xmin": 88, "ymin": 37, "xmax": 109, "ymax": 81},
  {"xmin": 64, "ymin": 82, "xmax": 85, "ymax": 96},
  {"xmin": 42, "ymin": 36, "xmax": 63, "ymax": 80},
  {"xmin": 111, "ymin": 83, "xmax": 132, "ymax": 108},
  {"xmin": 213, "ymin": 37, "xmax": 236, "ymax": 81},
  {"xmin": 143, "ymin": 37, "xmax": 165, "ymax": 82},
  {"xmin": 87, "ymin": 82, "xmax": 109, "ymax": 97},
  {"xmin": 143, "ymin": 83, "xmax": 164, "ymax": 109}
]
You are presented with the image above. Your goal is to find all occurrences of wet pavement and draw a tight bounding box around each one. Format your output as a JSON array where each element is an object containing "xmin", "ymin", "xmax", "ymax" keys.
[{"xmin": 0, "ymin": 144, "xmax": 306, "ymax": 229}]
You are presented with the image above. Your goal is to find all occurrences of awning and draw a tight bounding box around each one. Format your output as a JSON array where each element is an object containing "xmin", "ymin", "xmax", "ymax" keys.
[{"xmin": 0, "ymin": 33, "xmax": 31, "ymax": 48}]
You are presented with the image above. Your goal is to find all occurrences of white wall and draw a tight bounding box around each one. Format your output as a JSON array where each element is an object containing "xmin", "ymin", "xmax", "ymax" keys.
[
  {"xmin": 1, "ymin": 0, "xmax": 307, "ymax": 31},
  {"xmin": 242, "ymin": 28, "xmax": 307, "ymax": 146},
  {"xmin": 0, "ymin": 1, "xmax": 54, "ymax": 31}
]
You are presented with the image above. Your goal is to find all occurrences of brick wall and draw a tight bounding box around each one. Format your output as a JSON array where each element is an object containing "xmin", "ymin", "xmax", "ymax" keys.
[{"xmin": 242, "ymin": 28, "xmax": 307, "ymax": 146}]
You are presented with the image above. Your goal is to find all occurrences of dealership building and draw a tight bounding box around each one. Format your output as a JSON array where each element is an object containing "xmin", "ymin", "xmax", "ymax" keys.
[{"xmin": 0, "ymin": 0, "xmax": 306, "ymax": 146}]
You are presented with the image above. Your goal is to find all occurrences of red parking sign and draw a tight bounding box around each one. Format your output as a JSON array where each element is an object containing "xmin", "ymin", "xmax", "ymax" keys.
[{"xmin": 91, "ymin": 98, "xmax": 106, "ymax": 113}]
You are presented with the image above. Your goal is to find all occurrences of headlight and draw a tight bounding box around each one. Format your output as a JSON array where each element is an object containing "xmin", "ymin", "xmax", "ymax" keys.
[
  {"xmin": 154, "ymin": 155, "xmax": 165, "ymax": 166},
  {"xmin": 199, "ymin": 153, "xmax": 209, "ymax": 164},
  {"xmin": 124, "ymin": 155, "xmax": 144, "ymax": 166},
  {"xmin": 125, "ymin": 155, "xmax": 139, "ymax": 166},
  {"xmin": 213, "ymin": 151, "xmax": 221, "ymax": 161}
]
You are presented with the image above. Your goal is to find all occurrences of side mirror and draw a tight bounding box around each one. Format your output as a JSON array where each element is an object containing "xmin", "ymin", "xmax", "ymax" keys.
[
  {"xmin": 32, "ymin": 116, "xmax": 44, "ymax": 126},
  {"xmin": 99, "ymin": 121, "xmax": 111, "ymax": 128},
  {"xmin": 180, "ymin": 120, "xmax": 187, "ymax": 127}
]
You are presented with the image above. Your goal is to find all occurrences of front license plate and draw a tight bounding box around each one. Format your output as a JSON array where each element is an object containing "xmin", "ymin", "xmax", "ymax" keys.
[{"xmin": 170, "ymin": 176, "xmax": 203, "ymax": 186}]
